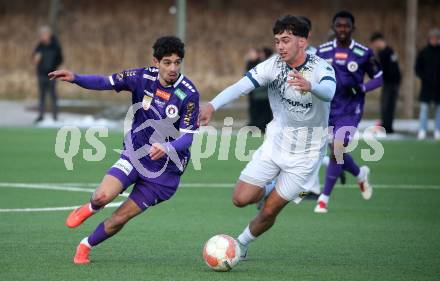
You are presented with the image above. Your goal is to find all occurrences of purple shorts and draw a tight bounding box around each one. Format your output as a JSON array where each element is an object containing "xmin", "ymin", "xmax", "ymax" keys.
[
  {"xmin": 107, "ymin": 157, "xmax": 179, "ymax": 211},
  {"xmin": 329, "ymin": 114, "xmax": 361, "ymax": 146}
]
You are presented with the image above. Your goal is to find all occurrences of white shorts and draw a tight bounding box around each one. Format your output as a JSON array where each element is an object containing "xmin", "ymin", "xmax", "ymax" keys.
[{"xmin": 239, "ymin": 142, "xmax": 322, "ymax": 203}]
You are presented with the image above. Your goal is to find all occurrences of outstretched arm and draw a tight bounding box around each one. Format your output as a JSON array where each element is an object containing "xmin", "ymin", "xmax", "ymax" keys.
[
  {"xmin": 48, "ymin": 70, "xmax": 113, "ymax": 90},
  {"xmin": 361, "ymin": 75, "xmax": 383, "ymax": 93},
  {"xmin": 198, "ymin": 77, "xmax": 255, "ymax": 125}
]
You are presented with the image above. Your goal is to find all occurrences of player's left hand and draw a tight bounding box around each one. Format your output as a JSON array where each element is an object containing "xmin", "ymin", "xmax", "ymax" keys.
[
  {"xmin": 287, "ymin": 69, "xmax": 311, "ymax": 92},
  {"xmin": 149, "ymin": 143, "xmax": 167, "ymax": 160},
  {"xmin": 198, "ymin": 103, "xmax": 215, "ymax": 126}
]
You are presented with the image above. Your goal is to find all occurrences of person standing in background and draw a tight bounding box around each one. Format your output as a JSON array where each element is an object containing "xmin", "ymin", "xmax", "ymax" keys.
[
  {"xmin": 370, "ymin": 32, "xmax": 401, "ymax": 134},
  {"xmin": 415, "ymin": 28, "xmax": 440, "ymax": 140},
  {"xmin": 33, "ymin": 25, "xmax": 63, "ymax": 123},
  {"xmin": 245, "ymin": 47, "xmax": 273, "ymax": 133}
]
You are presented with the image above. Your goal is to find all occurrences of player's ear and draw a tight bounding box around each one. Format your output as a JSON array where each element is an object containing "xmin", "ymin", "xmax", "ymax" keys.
[{"xmin": 153, "ymin": 57, "xmax": 160, "ymax": 67}]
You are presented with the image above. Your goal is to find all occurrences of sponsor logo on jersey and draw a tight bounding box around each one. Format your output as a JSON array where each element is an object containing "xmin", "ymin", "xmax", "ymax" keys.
[
  {"xmin": 335, "ymin": 52, "xmax": 348, "ymax": 59},
  {"xmin": 142, "ymin": 95, "xmax": 153, "ymax": 110},
  {"xmin": 347, "ymin": 61, "xmax": 359, "ymax": 72},
  {"xmin": 112, "ymin": 159, "xmax": 133, "ymax": 176},
  {"xmin": 281, "ymin": 97, "xmax": 313, "ymax": 109},
  {"xmin": 154, "ymin": 99, "xmax": 166, "ymax": 108},
  {"xmin": 353, "ymin": 47, "xmax": 365, "ymax": 57},
  {"xmin": 175, "ymin": 88, "xmax": 187, "ymax": 100},
  {"xmin": 335, "ymin": 60, "xmax": 346, "ymax": 65},
  {"xmin": 184, "ymin": 102, "xmax": 195, "ymax": 126},
  {"xmin": 156, "ymin": 89, "xmax": 171, "ymax": 101},
  {"xmin": 165, "ymin": 104, "xmax": 179, "ymax": 118}
]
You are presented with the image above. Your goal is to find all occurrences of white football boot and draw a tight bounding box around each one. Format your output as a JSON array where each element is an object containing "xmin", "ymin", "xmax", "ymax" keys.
[
  {"xmin": 358, "ymin": 166, "xmax": 373, "ymax": 200},
  {"xmin": 238, "ymin": 241, "xmax": 248, "ymax": 261},
  {"xmin": 314, "ymin": 201, "xmax": 328, "ymax": 213}
]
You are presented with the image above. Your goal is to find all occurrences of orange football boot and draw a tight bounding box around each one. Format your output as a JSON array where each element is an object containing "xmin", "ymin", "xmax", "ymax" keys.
[
  {"xmin": 73, "ymin": 243, "xmax": 91, "ymax": 264},
  {"xmin": 66, "ymin": 203, "xmax": 94, "ymax": 228}
]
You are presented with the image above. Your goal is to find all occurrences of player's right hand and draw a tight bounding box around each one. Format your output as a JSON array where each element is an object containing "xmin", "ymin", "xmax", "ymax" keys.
[
  {"xmin": 48, "ymin": 70, "xmax": 75, "ymax": 82},
  {"xmin": 198, "ymin": 103, "xmax": 215, "ymax": 126}
]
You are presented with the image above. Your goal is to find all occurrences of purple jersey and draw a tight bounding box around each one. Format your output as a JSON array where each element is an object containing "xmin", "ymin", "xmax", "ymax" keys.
[
  {"xmin": 316, "ymin": 39, "xmax": 382, "ymax": 118},
  {"xmin": 108, "ymin": 67, "xmax": 199, "ymax": 186}
]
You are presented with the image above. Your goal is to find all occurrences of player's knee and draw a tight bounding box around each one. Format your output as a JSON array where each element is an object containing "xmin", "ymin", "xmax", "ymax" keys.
[
  {"xmin": 232, "ymin": 195, "xmax": 249, "ymax": 208},
  {"xmin": 92, "ymin": 192, "xmax": 109, "ymax": 206}
]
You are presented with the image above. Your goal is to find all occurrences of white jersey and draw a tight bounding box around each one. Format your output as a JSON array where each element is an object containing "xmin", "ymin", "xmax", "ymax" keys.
[{"xmin": 246, "ymin": 54, "xmax": 335, "ymax": 156}]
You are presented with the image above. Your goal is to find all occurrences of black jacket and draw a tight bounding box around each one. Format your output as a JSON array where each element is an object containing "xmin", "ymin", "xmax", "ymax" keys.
[
  {"xmin": 378, "ymin": 46, "xmax": 401, "ymax": 85},
  {"xmin": 34, "ymin": 36, "xmax": 63, "ymax": 75},
  {"xmin": 415, "ymin": 44, "xmax": 440, "ymax": 103}
]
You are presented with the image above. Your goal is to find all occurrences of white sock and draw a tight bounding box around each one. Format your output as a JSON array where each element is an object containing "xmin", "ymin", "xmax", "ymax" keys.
[
  {"xmin": 357, "ymin": 168, "xmax": 365, "ymax": 182},
  {"xmin": 237, "ymin": 225, "xmax": 256, "ymax": 246},
  {"xmin": 318, "ymin": 194, "xmax": 329, "ymax": 204},
  {"xmin": 81, "ymin": 237, "xmax": 92, "ymax": 248}
]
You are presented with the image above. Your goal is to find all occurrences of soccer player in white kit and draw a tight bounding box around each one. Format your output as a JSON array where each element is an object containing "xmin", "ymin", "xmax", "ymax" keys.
[{"xmin": 199, "ymin": 15, "xmax": 336, "ymax": 258}]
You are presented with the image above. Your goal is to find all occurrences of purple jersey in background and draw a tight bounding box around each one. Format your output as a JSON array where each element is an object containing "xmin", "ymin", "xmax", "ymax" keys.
[
  {"xmin": 109, "ymin": 67, "xmax": 199, "ymax": 187},
  {"xmin": 317, "ymin": 39, "xmax": 382, "ymax": 119}
]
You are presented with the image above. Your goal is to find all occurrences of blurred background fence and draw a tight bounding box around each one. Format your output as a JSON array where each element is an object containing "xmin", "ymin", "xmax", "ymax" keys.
[{"xmin": 0, "ymin": 0, "xmax": 439, "ymax": 118}]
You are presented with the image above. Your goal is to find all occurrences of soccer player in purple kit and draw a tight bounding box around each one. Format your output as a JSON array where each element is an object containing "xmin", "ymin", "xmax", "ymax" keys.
[
  {"xmin": 49, "ymin": 36, "xmax": 199, "ymax": 264},
  {"xmin": 314, "ymin": 11, "xmax": 383, "ymax": 213}
]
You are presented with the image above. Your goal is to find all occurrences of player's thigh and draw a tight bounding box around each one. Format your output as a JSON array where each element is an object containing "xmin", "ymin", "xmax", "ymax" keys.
[
  {"xmin": 276, "ymin": 157, "xmax": 321, "ymax": 203},
  {"xmin": 239, "ymin": 146, "xmax": 280, "ymax": 188},
  {"xmin": 235, "ymin": 146, "xmax": 280, "ymax": 202},
  {"xmin": 93, "ymin": 158, "xmax": 138, "ymax": 203},
  {"xmin": 92, "ymin": 174, "xmax": 124, "ymax": 203}
]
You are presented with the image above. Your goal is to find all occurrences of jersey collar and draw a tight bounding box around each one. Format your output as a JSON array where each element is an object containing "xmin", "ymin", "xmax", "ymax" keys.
[
  {"xmin": 173, "ymin": 74, "xmax": 184, "ymax": 88},
  {"xmin": 332, "ymin": 39, "xmax": 355, "ymax": 49},
  {"xmin": 155, "ymin": 73, "xmax": 185, "ymax": 89},
  {"xmin": 294, "ymin": 54, "xmax": 310, "ymax": 71}
]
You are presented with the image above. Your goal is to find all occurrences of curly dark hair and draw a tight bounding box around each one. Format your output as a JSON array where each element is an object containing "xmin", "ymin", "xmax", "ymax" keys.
[
  {"xmin": 332, "ymin": 10, "xmax": 355, "ymax": 25},
  {"xmin": 152, "ymin": 36, "xmax": 185, "ymax": 61},
  {"xmin": 272, "ymin": 15, "xmax": 309, "ymax": 38}
]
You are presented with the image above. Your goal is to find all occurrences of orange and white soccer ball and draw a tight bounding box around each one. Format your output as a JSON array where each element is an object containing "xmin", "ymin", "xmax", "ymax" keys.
[{"xmin": 203, "ymin": 234, "xmax": 241, "ymax": 272}]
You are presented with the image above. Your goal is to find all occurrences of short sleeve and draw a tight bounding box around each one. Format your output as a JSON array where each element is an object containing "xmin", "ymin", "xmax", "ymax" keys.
[
  {"xmin": 245, "ymin": 56, "xmax": 276, "ymax": 88},
  {"xmin": 109, "ymin": 68, "xmax": 142, "ymax": 92},
  {"xmin": 179, "ymin": 92, "xmax": 199, "ymax": 133},
  {"xmin": 365, "ymin": 49, "xmax": 382, "ymax": 79}
]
